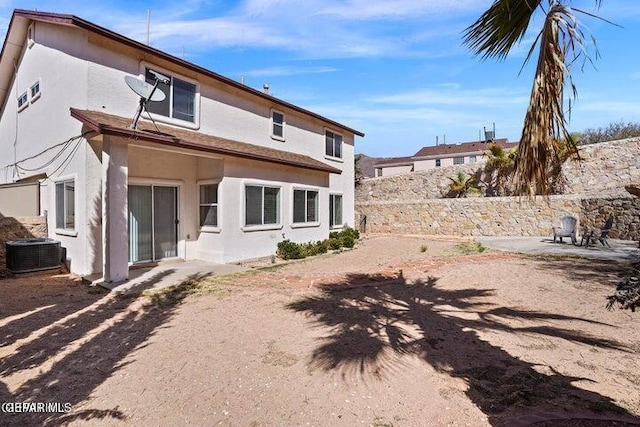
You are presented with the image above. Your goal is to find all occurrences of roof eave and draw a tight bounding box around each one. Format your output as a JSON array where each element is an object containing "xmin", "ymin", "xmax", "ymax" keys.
[
  {"xmin": 13, "ymin": 9, "xmax": 364, "ymax": 138},
  {"xmin": 70, "ymin": 109, "xmax": 342, "ymax": 175}
]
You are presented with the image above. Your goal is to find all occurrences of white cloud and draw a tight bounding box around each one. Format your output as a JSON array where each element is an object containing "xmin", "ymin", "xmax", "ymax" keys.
[
  {"xmin": 242, "ymin": 66, "xmax": 338, "ymax": 77},
  {"xmin": 367, "ymin": 87, "xmax": 530, "ymax": 107},
  {"xmin": 318, "ymin": 0, "xmax": 484, "ymax": 21}
]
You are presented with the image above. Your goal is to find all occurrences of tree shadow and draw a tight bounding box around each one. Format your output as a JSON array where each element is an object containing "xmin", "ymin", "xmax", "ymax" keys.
[
  {"xmin": 529, "ymin": 255, "xmax": 632, "ymax": 287},
  {"xmin": 287, "ymin": 274, "xmax": 640, "ymax": 426},
  {"xmin": 0, "ymin": 270, "xmax": 198, "ymax": 426}
]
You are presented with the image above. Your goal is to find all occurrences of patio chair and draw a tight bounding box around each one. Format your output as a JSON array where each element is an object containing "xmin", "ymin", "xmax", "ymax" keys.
[
  {"xmin": 552, "ymin": 215, "xmax": 577, "ymax": 244},
  {"xmin": 581, "ymin": 217, "xmax": 613, "ymax": 248}
]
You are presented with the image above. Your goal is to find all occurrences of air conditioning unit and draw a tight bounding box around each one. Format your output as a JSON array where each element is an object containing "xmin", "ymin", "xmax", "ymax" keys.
[{"xmin": 5, "ymin": 238, "xmax": 62, "ymax": 274}]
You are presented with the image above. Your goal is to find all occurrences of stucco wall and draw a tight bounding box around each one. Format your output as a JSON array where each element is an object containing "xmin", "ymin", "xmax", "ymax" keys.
[
  {"xmin": 0, "ymin": 19, "xmax": 359, "ymax": 275},
  {"xmin": 356, "ymin": 138, "xmax": 640, "ymax": 240}
]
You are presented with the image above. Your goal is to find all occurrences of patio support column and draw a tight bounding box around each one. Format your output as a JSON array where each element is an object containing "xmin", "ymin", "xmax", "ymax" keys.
[{"xmin": 102, "ymin": 136, "xmax": 129, "ymax": 282}]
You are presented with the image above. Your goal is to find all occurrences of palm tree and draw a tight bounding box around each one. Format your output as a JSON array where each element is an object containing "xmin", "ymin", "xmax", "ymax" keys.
[
  {"xmin": 448, "ymin": 172, "xmax": 480, "ymax": 198},
  {"xmin": 484, "ymin": 143, "xmax": 517, "ymax": 195},
  {"xmin": 464, "ymin": 0, "xmax": 604, "ymax": 197}
]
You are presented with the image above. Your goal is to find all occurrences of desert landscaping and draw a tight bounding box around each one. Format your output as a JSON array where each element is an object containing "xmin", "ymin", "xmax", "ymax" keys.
[{"xmin": 1, "ymin": 235, "xmax": 639, "ymax": 426}]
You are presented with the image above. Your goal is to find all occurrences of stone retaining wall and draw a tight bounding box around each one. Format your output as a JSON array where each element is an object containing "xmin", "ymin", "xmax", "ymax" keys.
[
  {"xmin": 356, "ymin": 137, "xmax": 640, "ymax": 203},
  {"xmin": 356, "ymin": 137, "xmax": 640, "ymax": 241},
  {"xmin": 357, "ymin": 194, "xmax": 639, "ymax": 240}
]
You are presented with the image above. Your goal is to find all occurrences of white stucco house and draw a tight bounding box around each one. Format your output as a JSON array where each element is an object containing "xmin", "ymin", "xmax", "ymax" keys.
[{"xmin": 0, "ymin": 9, "xmax": 364, "ymax": 282}]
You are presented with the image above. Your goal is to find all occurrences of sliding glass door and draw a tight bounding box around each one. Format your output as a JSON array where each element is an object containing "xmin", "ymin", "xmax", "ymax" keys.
[{"xmin": 128, "ymin": 185, "xmax": 178, "ymax": 263}]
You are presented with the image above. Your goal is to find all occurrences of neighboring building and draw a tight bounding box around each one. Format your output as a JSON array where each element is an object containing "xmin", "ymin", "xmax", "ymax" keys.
[
  {"xmin": 0, "ymin": 10, "xmax": 364, "ymax": 281},
  {"xmin": 373, "ymin": 138, "xmax": 517, "ymax": 177}
]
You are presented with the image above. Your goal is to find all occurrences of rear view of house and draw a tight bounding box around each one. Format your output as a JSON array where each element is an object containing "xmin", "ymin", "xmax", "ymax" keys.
[{"xmin": 0, "ymin": 10, "xmax": 364, "ymax": 281}]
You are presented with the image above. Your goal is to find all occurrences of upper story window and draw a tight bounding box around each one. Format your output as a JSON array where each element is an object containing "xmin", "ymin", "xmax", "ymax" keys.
[
  {"xmin": 469, "ymin": 155, "xmax": 477, "ymax": 163},
  {"xmin": 325, "ymin": 130, "xmax": 343, "ymax": 159},
  {"xmin": 17, "ymin": 91, "xmax": 28, "ymax": 111},
  {"xmin": 30, "ymin": 80, "xmax": 41, "ymax": 103},
  {"xmin": 435, "ymin": 159, "xmax": 441, "ymax": 167},
  {"xmin": 453, "ymin": 156, "xmax": 464, "ymax": 165},
  {"xmin": 145, "ymin": 67, "xmax": 197, "ymax": 124},
  {"xmin": 271, "ymin": 110, "xmax": 285, "ymax": 140}
]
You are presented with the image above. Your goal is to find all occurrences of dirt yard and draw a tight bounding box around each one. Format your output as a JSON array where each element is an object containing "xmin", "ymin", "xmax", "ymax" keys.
[{"xmin": 1, "ymin": 235, "xmax": 639, "ymax": 426}]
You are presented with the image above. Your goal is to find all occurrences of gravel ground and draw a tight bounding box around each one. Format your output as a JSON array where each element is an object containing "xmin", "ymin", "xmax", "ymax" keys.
[{"xmin": 1, "ymin": 235, "xmax": 639, "ymax": 426}]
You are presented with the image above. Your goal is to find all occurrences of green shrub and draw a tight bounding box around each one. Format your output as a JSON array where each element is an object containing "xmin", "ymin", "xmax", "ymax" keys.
[
  {"xmin": 328, "ymin": 237, "xmax": 342, "ymax": 250},
  {"xmin": 340, "ymin": 235, "xmax": 355, "ymax": 249},
  {"xmin": 341, "ymin": 226, "xmax": 360, "ymax": 240},
  {"xmin": 329, "ymin": 231, "xmax": 340, "ymax": 239},
  {"xmin": 314, "ymin": 240, "xmax": 328, "ymax": 254},
  {"xmin": 277, "ymin": 240, "xmax": 304, "ymax": 260},
  {"xmin": 456, "ymin": 240, "xmax": 487, "ymax": 255}
]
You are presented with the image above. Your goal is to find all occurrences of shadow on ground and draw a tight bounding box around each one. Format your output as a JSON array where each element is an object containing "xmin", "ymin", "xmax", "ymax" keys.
[
  {"xmin": 0, "ymin": 271, "xmax": 204, "ymax": 426},
  {"xmin": 287, "ymin": 270, "xmax": 640, "ymax": 427}
]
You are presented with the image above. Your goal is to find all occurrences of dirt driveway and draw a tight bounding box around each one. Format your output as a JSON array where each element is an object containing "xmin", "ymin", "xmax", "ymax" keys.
[{"xmin": 1, "ymin": 235, "xmax": 639, "ymax": 426}]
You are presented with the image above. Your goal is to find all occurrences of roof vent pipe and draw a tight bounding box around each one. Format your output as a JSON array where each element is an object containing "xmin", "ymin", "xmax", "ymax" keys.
[{"xmin": 263, "ymin": 84, "xmax": 269, "ymax": 94}]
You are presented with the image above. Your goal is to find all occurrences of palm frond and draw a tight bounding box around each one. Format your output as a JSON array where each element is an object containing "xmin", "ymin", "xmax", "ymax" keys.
[{"xmin": 463, "ymin": 0, "xmax": 542, "ymax": 61}]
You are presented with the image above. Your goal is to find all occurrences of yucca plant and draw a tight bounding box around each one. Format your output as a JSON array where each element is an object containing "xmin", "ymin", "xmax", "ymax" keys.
[
  {"xmin": 484, "ymin": 143, "xmax": 517, "ymax": 195},
  {"xmin": 464, "ymin": 0, "xmax": 607, "ymax": 197},
  {"xmin": 448, "ymin": 172, "xmax": 480, "ymax": 198}
]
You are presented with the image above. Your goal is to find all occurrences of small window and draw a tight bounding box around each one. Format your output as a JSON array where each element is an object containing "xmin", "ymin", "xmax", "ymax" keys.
[
  {"xmin": 145, "ymin": 68, "xmax": 197, "ymax": 123},
  {"xmin": 17, "ymin": 91, "xmax": 28, "ymax": 111},
  {"xmin": 199, "ymin": 183, "xmax": 218, "ymax": 228},
  {"xmin": 325, "ymin": 130, "xmax": 343, "ymax": 159},
  {"xmin": 435, "ymin": 159, "xmax": 441, "ymax": 168},
  {"xmin": 293, "ymin": 189, "xmax": 318, "ymax": 223},
  {"xmin": 30, "ymin": 80, "xmax": 41, "ymax": 102},
  {"xmin": 453, "ymin": 157, "xmax": 464, "ymax": 165},
  {"xmin": 469, "ymin": 155, "xmax": 477, "ymax": 163},
  {"xmin": 271, "ymin": 110, "xmax": 285, "ymax": 140},
  {"xmin": 329, "ymin": 194, "xmax": 343, "ymax": 228},
  {"xmin": 245, "ymin": 185, "xmax": 280, "ymax": 226},
  {"xmin": 56, "ymin": 179, "xmax": 75, "ymax": 230}
]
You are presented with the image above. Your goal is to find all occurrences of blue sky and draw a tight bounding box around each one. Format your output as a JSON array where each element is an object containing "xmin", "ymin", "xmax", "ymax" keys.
[{"xmin": 2, "ymin": 1, "xmax": 639, "ymax": 157}]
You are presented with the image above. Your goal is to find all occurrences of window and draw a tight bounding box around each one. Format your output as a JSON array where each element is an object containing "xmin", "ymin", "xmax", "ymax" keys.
[
  {"xmin": 245, "ymin": 185, "xmax": 280, "ymax": 226},
  {"xmin": 325, "ymin": 130, "xmax": 343, "ymax": 159},
  {"xmin": 145, "ymin": 68, "xmax": 197, "ymax": 123},
  {"xmin": 435, "ymin": 159, "xmax": 441, "ymax": 168},
  {"xmin": 56, "ymin": 180, "xmax": 75, "ymax": 230},
  {"xmin": 453, "ymin": 157, "xmax": 464, "ymax": 165},
  {"xmin": 271, "ymin": 110, "xmax": 285, "ymax": 140},
  {"xmin": 329, "ymin": 194, "xmax": 343, "ymax": 228},
  {"xmin": 17, "ymin": 91, "xmax": 28, "ymax": 111},
  {"xmin": 469, "ymin": 155, "xmax": 477, "ymax": 163},
  {"xmin": 293, "ymin": 189, "xmax": 318, "ymax": 223},
  {"xmin": 30, "ymin": 80, "xmax": 41, "ymax": 102},
  {"xmin": 199, "ymin": 184, "xmax": 218, "ymax": 228}
]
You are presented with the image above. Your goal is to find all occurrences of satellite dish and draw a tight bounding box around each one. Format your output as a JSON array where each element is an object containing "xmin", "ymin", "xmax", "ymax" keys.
[
  {"xmin": 125, "ymin": 75, "xmax": 166, "ymax": 102},
  {"xmin": 125, "ymin": 72, "xmax": 169, "ymax": 129}
]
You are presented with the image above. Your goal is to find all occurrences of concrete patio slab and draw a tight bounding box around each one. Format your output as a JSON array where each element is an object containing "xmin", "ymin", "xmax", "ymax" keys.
[
  {"xmin": 477, "ymin": 236, "xmax": 640, "ymax": 262},
  {"xmin": 85, "ymin": 260, "xmax": 249, "ymax": 294}
]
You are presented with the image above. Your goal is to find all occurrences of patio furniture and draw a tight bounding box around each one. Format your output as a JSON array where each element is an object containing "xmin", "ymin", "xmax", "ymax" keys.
[
  {"xmin": 552, "ymin": 215, "xmax": 578, "ymax": 244},
  {"xmin": 580, "ymin": 217, "xmax": 613, "ymax": 248}
]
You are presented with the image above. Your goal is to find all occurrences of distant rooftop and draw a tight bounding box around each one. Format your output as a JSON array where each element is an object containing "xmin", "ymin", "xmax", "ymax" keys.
[{"xmin": 373, "ymin": 138, "xmax": 518, "ymax": 167}]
